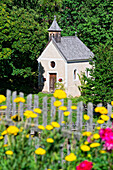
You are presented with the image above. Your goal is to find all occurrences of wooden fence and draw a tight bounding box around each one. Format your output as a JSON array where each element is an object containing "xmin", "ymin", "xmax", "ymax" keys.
[{"xmin": 0, "ymin": 89, "xmax": 113, "ymax": 135}]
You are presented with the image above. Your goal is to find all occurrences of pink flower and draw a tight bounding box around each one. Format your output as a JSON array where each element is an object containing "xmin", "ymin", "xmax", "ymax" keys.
[
  {"xmin": 76, "ymin": 160, "xmax": 93, "ymax": 170},
  {"xmin": 99, "ymin": 128, "xmax": 113, "ymax": 141},
  {"xmin": 99, "ymin": 127, "xmax": 113, "ymax": 151}
]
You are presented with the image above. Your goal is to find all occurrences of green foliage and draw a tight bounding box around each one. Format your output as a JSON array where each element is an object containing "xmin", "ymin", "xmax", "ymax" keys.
[
  {"xmin": 0, "ymin": 1, "xmax": 47, "ymax": 94},
  {"xmin": 59, "ymin": 0, "xmax": 113, "ymax": 51},
  {"xmin": 79, "ymin": 44, "xmax": 113, "ymax": 105}
]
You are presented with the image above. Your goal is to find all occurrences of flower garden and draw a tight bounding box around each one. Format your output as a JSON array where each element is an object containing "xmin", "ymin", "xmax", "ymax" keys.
[{"xmin": 0, "ymin": 90, "xmax": 113, "ymax": 170}]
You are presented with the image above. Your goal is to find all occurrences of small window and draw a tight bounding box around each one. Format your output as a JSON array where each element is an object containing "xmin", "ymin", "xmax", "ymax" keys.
[
  {"xmin": 51, "ymin": 61, "xmax": 55, "ymax": 68},
  {"xmin": 74, "ymin": 69, "xmax": 77, "ymax": 80}
]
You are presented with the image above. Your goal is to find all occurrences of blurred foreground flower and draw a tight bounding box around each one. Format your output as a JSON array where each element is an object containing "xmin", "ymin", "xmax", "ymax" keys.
[
  {"xmin": 5, "ymin": 150, "xmax": 13, "ymax": 155},
  {"xmin": 0, "ymin": 106, "xmax": 7, "ymax": 110},
  {"xmin": 35, "ymin": 148, "xmax": 46, "ymax": 155},
  {"xmin": 0, "ymin": 95, "xmax": 6, "ymax": 103},
  {"xmin": 65, "ymin": 153, "xmax": 76, "ymax": 161},
  {"xmin": 51, "ymin": 122, "xmax": 60, "ymax": 128},
  {"xmin": 76, "ymin": 160, "xmax": 93, "ymax": 170},
  {"xmin": 34, "ymin": 108, "xmax": 42, "ymax": 114}
]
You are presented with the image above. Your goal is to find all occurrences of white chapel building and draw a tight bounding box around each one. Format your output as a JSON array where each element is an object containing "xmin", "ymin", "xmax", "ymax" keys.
[{"xmin": 37, "ymin": 16, "xmax": 94, "ymax": 97}]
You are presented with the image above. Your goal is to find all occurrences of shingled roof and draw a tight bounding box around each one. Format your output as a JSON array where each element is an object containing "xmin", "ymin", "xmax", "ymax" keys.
[
  {"xmin": 53, "ymin": 36, "xmax": 94, "ymax": 61},
  {"xmin": 48, "ymin": 16, "xmax": 62, "ymax": 32}
]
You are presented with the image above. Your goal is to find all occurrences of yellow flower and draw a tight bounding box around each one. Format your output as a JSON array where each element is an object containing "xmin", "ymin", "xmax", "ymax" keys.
[
  {"xmin": 14, "ymin": 97, "xmax": 25, "ymax": 103},
  {"xmin": 87, "ymin": 154, "xmax": 91, "ymax": 158},
  {"xmin": 82, "ymin": 131, "xmax": 92, "ymax": 137},
  {"xmin": 24, "ymin": 110, "xmax": 37, "ymax": 118},
  {"xmin": 5, "ymin": 150, "xmax": 13, "ymax": 155},
  {"xmin": 71, "ymin": 106, "xmax": 77, "ymax": 110},
  {"xmin": 30, "ymin": 113, "xmax": 37, "ymax": 118},
  {"xmin": 95, "ymin": 107, "xmax": 108, "ymax": 114},
  {"xmin": 53, "ymin": 89, "xmax": 67, "ymax": 99},
  {"xmin": 7, "ymin": 126, "xmax": 19, "ymax": 135},
  {"xmin": 84, "ymin": 141, "xmax": 89, "ymax": 145},
  {"xmin": 26, "ymin": 134, "xmax": 29, "ymax": 138},
  {"xmin": 61, "ymin": 121, "xmax": 66, "ymax": 124},
  {"xmin": 47, "ymin": 169, "xmax": 52, "ymax": 170},
  {"xmin": 100, "ymin": 150, "xmax": 106, "ymax": 154},
  {"xmin": 100, "ymin": 115, "xmax": 109, "ymax": 121},
  {"xmin": 81, "ymin": 145, "xmax": 90, "ymax": 152},
  {"xmin": 59, "ymin": 106, "xmax": 67, "ymax": 111},
  {"xmin": 51, "ymin": 122, "xmax": 60, "ymax": 128},
  {"xmin": 96, "ymin": 127, "xmax": 101, "ymax": 130},
  {"xmin": 65, "ymin": 153, "xmax": 76, "ymax": 161},
  {"xmin": 3, "ymin": 144, "xmax": 8, "ymax": 147},
  {"xmin": 64, "ymin": 111, "xmax": 70, "ymax": 116},
  {"xmin": 33, "ymin": 108, "xmax": 42, "ymax": 114},
  {"xmin": 84, "ymin": 114, "xmax": 90, "ymax": 120},
  {"xmin": 0, "ymin": 106, "xmax": 7, "ymax": 110},
  {"xmin": 47, "ymin": 138, "xmax": 54, "ymax": 143},
  {"xmin": 0, "ymin": 95, "xmax": 6, "ymax": 103},
  {"xmin": 53, "ymin": 101, "xmax": 62, "ymax": 107},
  {"xmin": 35, "ymin": 148, "xmax": 46, "ymax": 155},
  {"xmin": 90, "ymin": 143, "xmax": 100, "ymax": 148},
  {"xmin": 0, "ymin": 136, "xmax": 3, "ymax": 140},
  {"xmin": 38, "ymin": 125, "xmax": 45, "ymax": 130},
  {"xmin": 111, "ymin": 101, "xmax": 113, "ymax": 106},
  {"xmin": 46, "ymin": 125, "xmax": 53, "ymax": 130},
  {"xmin": 93, "ymin": 133, "xmax": 100, "ymax": 140},
  {"xmin": 111, "ymin": 114, "xmax": 113, "ymax": 118},
  {"xmin": 97, "ymin": 119, "xmax": 104, "ymax": 124},
  {"xmin": 95, "ymin": 107, "xmax": 101, "ymax": 112},
  {"xmin": 99, "ymin": 107, "xmax": 108, "ymax": 114},
  {"xmin": 1, "ymin": 130, "xmax": 7, "ymax": 136}
]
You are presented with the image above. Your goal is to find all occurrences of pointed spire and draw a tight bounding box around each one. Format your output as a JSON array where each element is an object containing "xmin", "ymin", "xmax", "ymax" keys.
[{"xmin": 48, "ymin": 16, "xmax": 62, "ymax": 32}]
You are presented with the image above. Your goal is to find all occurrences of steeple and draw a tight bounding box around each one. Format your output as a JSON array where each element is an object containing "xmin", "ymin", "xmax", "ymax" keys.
[{"xmin": 48, "ymin": 16, "xmax": 62, "ymax": 43}]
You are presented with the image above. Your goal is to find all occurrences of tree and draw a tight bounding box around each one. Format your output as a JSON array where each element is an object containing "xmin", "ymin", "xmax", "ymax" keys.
[
  {"xmin": 59, "ymin": 0, "xmax": 113, "ymax": 51},
  {"xmin": 79, "ymin": 44, "xmax": 113, "ymax": 105},
  {"xmin": 0, "ymin": 2, "xmax": 47, "ymax": 94}
]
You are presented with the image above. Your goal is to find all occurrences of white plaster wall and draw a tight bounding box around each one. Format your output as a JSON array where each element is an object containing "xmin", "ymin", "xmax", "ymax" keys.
[
  {"xmin": 38, "ymin": 41, "xmax": 66, "ymax": 92},
  {"xmin": 67, "ymin": 62, "xmax": 91, "ymax": 97}
]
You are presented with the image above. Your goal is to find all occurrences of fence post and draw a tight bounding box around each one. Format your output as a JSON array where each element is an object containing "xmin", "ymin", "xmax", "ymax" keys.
[
  {"xmin": 107, "ymin": 103, "xmax": 112, "ymax": 127},
  {"xmin": 6, "ymin": 89, "xmax": 11, "ymax": 119},
  {"xmin": 58, "ymin": 99, "xmax": 64, "ymax": 125},
  {"xmin": 50, "ymin": 97, "xmax": 56, "ymax": 122},
  {"xmin": 87, "ymin": 102, "xmax": 93, "ymax": 132},
  {"xmin": 27, "ymin": 94, "xmax": 32, "ymax": 123},
  {"xmin": 12, "ymin": 91, "xmax": 17, "ymax": 116},
  {"xmin": 68, "ymin": 100, "xmax": 72, "ymax": 130},
  {"xmin": 43, "ymin": 96, "xmax": 47, "ymax": 127},
  {"xmin": 76, "ymin": 101, "xmax": 83, "ymax": 132},
  {"xmin": 34, "ymin": 95, "xmax": 39, "ymax": 125},
  {"xmin": 19, "ymin": 92, "xmax": 24, "ymax": 120}
]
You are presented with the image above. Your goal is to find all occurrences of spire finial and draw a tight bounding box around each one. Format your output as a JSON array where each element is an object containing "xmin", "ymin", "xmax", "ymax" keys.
[{"xmin": 54, "ymin": 15, "xmax": 56, "ymax": 20}]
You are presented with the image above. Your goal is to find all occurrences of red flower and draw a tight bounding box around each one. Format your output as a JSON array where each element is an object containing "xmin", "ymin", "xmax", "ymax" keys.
[
  {"xmin": 58, "ymin": 78, "xmax": 62, "ymax": 82},
  {"xmin": 76, "ymin": 160, "xmax": 93, "ymax": 170}
]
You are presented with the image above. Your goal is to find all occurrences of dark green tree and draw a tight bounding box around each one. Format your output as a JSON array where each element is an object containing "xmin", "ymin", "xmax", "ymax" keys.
[
  {"xmin": 79, "ymin": 44, "xmax": 113, "ymax": 105},
  {"xmin": 59, "ymin": 0, "xmax": 113, "ymax": 51},
  {"xmin": 0, "ymin": 2, "xmax": 47, "ymax": 94}
]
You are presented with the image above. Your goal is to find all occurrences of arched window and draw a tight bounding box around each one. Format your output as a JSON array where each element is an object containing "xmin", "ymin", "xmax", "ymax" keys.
[
  {"xmin": 74, "ymin": 69, "xmax": 77, "ymax": 80},
  {"xmin": 50, "ymin": 61, "xmax": 55, "ymax": 68}
]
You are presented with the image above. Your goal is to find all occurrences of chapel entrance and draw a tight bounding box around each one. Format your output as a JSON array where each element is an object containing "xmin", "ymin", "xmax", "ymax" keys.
[{"xmin": 49, "ymin": 73, "xmax": 57, "ymax": 92}]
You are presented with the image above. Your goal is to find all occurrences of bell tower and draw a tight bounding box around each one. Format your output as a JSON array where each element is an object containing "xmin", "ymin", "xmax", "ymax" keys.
[{"xmin": 48, "ymin": 16, "xmax": 62, "ymax": 43}]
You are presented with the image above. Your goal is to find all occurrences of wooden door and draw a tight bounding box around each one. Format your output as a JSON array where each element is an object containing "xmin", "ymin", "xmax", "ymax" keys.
[{"xmin": 49, "ymin": 73, "xmax": 57, "ymax": 92}]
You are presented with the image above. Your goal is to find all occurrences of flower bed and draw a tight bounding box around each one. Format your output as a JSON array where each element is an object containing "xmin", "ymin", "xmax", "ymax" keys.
[{"xmin": 0, "ymin": 92, "xmax": 113, "ymax": 169}]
